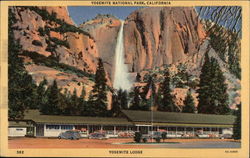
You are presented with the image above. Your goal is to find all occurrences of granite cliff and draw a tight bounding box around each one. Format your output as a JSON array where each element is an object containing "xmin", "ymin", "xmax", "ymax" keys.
[
  {"xmin": 10, "ymin": 6, "xmax": 240, "ymax": 109},
  {"xmin": 123, "ymin": 7, "xmax": 206, "ymax": 72}
]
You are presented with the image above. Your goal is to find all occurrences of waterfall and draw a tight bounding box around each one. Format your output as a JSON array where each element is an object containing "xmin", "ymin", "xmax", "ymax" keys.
[{"xmin": 113, "ymin": 20, "xmax": 132, "ymax": 91}]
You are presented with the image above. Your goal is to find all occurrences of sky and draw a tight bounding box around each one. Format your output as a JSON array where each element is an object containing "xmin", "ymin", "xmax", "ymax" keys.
[
  {"xmin": 68, "ymin": 6, "xmax": 241, "ymax": 33},
  {"xmin": 68, "ymin": 6, "xmax": 143, "ymax": 26}
]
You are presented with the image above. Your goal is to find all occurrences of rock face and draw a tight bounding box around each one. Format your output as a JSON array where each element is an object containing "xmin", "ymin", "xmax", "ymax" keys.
[
  {"xmin": 123, "ymin": 7, "xmax": 206, "ymax": 72},
  {"xmin": 12, "ymin": 6, "xmax": 98, "ymax": 74},
  {"xmin": 10, "ymin": 6, "xmax": 239, "ymax": 110},
  {"xmin": 79, "ymin": 15, "xmax": 121, "ymax": 80},
  {"xmin": 38, "ymin": 6, "xmax": 74, "ymax": 25},
  {"xmin": 11, "ymin": 6, "xmax": 112, "ymax": 103}
]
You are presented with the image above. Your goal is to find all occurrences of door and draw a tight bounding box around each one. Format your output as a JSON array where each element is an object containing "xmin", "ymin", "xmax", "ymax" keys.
[{"xmin": 36, "ymin": 124, "xmax": 44, "ymax": 137}]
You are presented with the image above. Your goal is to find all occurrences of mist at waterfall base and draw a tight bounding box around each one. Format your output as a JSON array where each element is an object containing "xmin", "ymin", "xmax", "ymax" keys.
[{"xmin": 113, "ymin": 20, "xmax": 133, "ymax": 92}]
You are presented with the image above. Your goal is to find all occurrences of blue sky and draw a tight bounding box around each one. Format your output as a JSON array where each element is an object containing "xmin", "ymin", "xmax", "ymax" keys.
[
  {"xmin": 68, "ymin": 6, "xmax": 241, "ymax": 33},
  {"xmin": 68, "ymin": 6, "xmax": 143, "ymax": 25}
]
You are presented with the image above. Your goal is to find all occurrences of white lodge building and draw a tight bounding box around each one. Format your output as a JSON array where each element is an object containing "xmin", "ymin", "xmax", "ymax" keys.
[{"xmin": 8, "ymin": 110, "xmax": 235, "ymax": 138}]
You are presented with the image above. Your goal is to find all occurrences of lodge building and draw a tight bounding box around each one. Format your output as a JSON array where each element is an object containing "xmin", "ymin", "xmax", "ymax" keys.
[{"xmin": 8, "ymin": 110, "xmax": 235, "ymax": 138}]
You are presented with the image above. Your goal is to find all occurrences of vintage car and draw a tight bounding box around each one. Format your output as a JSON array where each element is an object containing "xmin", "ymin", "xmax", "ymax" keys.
[
  {"xmin": 58, "ymin": 130, "xmax": 81, "ymax": 140},
  {"xmin": 88, "ymin": 132, "xmax": 108, "ymax": 140}
]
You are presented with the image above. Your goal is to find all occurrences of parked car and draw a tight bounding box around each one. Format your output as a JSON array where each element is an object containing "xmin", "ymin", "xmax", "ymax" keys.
[
  {"xmin": 58, "ymin": 131, "xmax": 81, "ymax": 140},
  {"xmin": 142, "ymin": 131, "xmax": 164, "ymax": 143},
  {"xmin": 220, "ymin": 134, "xmax": 232, "ymax": 139},
  {"xmin": 106, "ymin": 131, "xmax": 118, "ymax": 138},
  {"xmin": 88, "ymin": 132, "xmax": 108, "ymax": 140},
  {"xmin": 79, "ymin": 131, "xmax": 89, "ymax": 138},
  {"xmin": 197, "ymin": 134, "xmax": 210, "ymax": 138}
]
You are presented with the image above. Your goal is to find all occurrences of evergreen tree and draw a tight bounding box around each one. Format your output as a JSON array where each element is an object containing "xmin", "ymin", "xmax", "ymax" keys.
[
  {"xmin": 197, "ymin": 53, "xmax": 214, "ymax": 113},
  {"xmin": 197, "ymin": 53, "xmax": 230, "ymax": 114},
  {"xmin": 158, "ymin": 69, "xmax": 177, "ymax": 112},
  {"xmin": 36, "ymin": 78, "xmax": 48, "ymax": 110},
  {"xmin": 58, "ymin": 89, "xmax": 70, "ymax": 115},
  {"xmin": 79, "ymin": 86, "xmax": 87, "ymax": 115},
  {"xmin": 40, "ymin": 80, "xmax": 61, "ymax": 115},
  {"xmin": 129, "ymin": 87, "xmax": 141, "ymax": 110},
  {"xmin": 140, "ymin": 76, "xmax": 156, "ymax": 111},
  {"xmin": 85, "ymin": 92, "xmax": 99, "ymax": 116},
  {"xmin": 233, "ymin": 104, "xmax": 241, "ymax": 140},
  {"xmin": 117, "ymin": 89, "xmax": 128, "ymax": 110},
  {"xmin": 59, "ymin": 88, "xmax": 71, "ymax": 115},
  {"xmin": 8, "ymin": 8, "xmax": 37, "ymax": 119},
  {"xmin": 69, "ymin": 89, "xmax": 80, "ymax": 115},
  {"xmin": 211, "ymin": 58, "xmax": 230, "ymax": 115},
  {"xmin": 136, "ymin": 73, "xmax": 141, "ymax": 82},
  {"xmin": 91, "ymin": 58, "xmax": 108, "ymax": 116},
  {"xmin": 110, "ymin": 93, "xmax": 121, "ymax": 117},
  {"xmin": 182, "ymin": 90, "xmax": 195, "ymax": 113},
  {"xmin": 228, "ymin": 32, "xmax": 241, "ymax": 79}
]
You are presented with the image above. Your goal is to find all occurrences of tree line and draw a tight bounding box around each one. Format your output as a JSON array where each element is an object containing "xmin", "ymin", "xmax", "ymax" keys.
[
  {"xmin": 8, "ymin": 8, "xmax": 109, "ymax": 119},
  {"xmin": 112, "ymin": 52, "xmax": 231, "ymax": 115},
  {"xmin": 9, "ymin": 7, "xmax": 234, "ymax": 119}
]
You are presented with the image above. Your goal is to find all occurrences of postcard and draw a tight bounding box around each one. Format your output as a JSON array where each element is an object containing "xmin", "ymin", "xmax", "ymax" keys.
[{"xmin": 0, "ymin": 0, "xmax": 249, "ymax": 157}]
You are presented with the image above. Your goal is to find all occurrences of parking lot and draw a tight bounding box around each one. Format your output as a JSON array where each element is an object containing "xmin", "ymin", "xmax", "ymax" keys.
[{"xmin": 8, "ymin": 137, "xmax": 240, "ymax": 148}]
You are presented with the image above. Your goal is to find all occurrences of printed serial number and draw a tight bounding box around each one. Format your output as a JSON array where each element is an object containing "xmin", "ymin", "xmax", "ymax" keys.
[
  {"xmin": 225, "ymin": 150, "xmax": 238, "ymax": 153},
  {"xmin": 16, "ymin": 150, "xmax": 24, "ymax": 154}
]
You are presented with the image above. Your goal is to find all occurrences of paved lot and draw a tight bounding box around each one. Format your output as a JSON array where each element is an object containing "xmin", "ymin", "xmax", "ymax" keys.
[{"xmin": 9, "ymin": 137, "xmax": 240, "ymax": 148}]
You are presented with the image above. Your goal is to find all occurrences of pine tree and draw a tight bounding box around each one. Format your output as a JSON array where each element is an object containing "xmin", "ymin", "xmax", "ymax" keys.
[
  {"xmin": 158, "ymin": 69, "xmax": 177, "ymax": 112},
  {"xmin": 197, "ymin": 53, "xmax": 230, "ymax": 114},
  {"xmin": 91, "ymin": 58, "xmax": 108, "ymax": 116},
  {"xmin": 59, "ymin": 88, "xmax": 71, "ymax": 115},
  {"xmin": 36, "ymin": 78, "xmax": 48, "ymax": 110},
  {"xmin": 182, "ymin": 90, "xmax": 195, "ymax": 113},
  {"xmin": 8, "ymin": 8, "xmax": 37, "ymax": 119},
  {"xmin": 129, "ymin": 87, "xmax": 141, "ymax": 110},
  {"xmin": 233, "ymin": 104, "xmax": 241, "ymax": 140},
  {"xmin": 197, "ymin": 53, "xmax": 214, "ymax": 113},
  {"xmin": 85, "ymin": 92, "xmax": 99, "ymax": 116},
  {"xmin": 136, "ymin": 73, "xmax": 141, "ymax": 82},
  {"xmin": 228, "ymin": 32, "xmax": 241, "ymax": 79},
  {"xmin": 110, "ymin": 93, "xmax": 121, "ymax": 117},
  {"xmin": 69, "ymin": 89, "xmax": 79, "ymax": 115},
  {"xmin": 79, "ymin": 86, "xmax": 87, "ymax": 115},
  {"xmin": 41, "ymin": 80, "xmax": 61, "ymax": 115},
  {"xmin": 140, "ymin": 76, "xmax": 156, "ymax": 111},
  {"xmin": 117, "ymin": 89, "xmax": 128, "ymax": 110}
]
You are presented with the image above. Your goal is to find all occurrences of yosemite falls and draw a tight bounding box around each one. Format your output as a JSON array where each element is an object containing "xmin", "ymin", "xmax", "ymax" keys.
[{"xmin": 113, "ymin": 20, "xmax": 132, "ymax": 91}]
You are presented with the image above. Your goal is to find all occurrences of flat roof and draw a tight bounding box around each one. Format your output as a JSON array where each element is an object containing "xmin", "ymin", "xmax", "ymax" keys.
[
  {"xmin": 9, "ymin": 121, "xmax": 32, "ymax": 127},
  {"xmin": 22, "ymin": 110, "xmax": 132, "ymax": 126},
  {"xmin": 13, "ymin": 110, "xmax": 235, "ymax": 127},
  {"xmin": 122, "ymin": 110, "xmax": 235, "ymax": 126}
]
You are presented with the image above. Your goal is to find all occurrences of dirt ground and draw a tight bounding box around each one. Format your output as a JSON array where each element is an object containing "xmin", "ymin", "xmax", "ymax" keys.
[{"xmin": 8, "ymin": 137, "xmax": 238, "ymax": 149}]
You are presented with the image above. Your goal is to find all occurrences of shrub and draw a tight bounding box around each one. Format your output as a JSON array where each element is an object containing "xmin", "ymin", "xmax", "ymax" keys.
[
  {"xmin": 32, "ymin": 40, "xmax": 42, "ymax": 47},
  {"xmin": 38, "ymin": 27, "xmax": 45, "ymax": 36},
  {"xmin": 21, "ymin": 51, "xmax": 95, "ymax": 80},
  {"xmin": 134, "ymin": 132, "xmax": 142, "ymax": 143},
  {"xmin": 50, "ymin": 37, "xmax": 70, "ymax": 49},
  {"xmin": 161, "ymin": 132, "xmax": 167, "ymax": 142},
  {"xmin": 154, "ymin": 137, "xmax": 161, "ymax": 143}
]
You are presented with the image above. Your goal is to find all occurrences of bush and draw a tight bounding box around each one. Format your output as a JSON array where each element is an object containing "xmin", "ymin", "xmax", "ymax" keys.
[
  {"xmin": 50, "ymin": 37, "xmax": 70, "ymax": 49},
  {"xmin": 154, "ymin": 137, "xmax": 161, "ymax": 143},
  {"xmin": 32, "ymin": 40, "xmax": 42, "ymax": 47},
  {"xmin": 21, "ymin": 51, "xmax": 95, "ymax": 80},
  {"xmin": 161, "ymin": 132, "xmax": 167, "ymax": 142},
  {"xmin": 134, "ymin": 132, "xmax": 142, "ymax": 143},
  {"xmin": 38, "ymin": 27, "xmax": 45, "ymax": 36}
]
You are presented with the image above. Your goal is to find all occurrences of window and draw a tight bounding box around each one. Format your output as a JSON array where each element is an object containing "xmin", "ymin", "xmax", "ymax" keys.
[
  {"xmin": 46, "ymin": 125, "xmax": 60, "ymax": 130},
  {"xmin": 16, "ymin": 128, "xmax": 23, "ymax": 131},
  {"xmin": 61, "ymin": 125, "xmax": 73, "ymax": 130}
]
